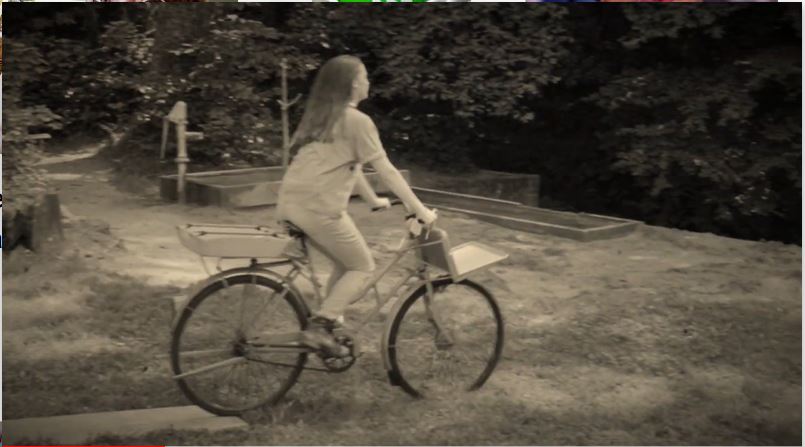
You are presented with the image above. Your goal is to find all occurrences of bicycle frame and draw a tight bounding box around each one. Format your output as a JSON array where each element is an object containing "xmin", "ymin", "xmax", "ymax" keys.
[
  {"xmin": 283, "ymin": 232, "xmax": 448, "ymax": 327},
  {"xmin": 173, "ymin": 230, "xmax": 453, "ymax": 379},
  {"xmin": 250, "ymin": 231, "xmax": 449, "ymax": 341}
]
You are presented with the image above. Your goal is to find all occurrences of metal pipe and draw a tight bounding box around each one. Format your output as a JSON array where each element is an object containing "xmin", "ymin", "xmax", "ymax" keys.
[
  {"xmin": 281, "ymin": 59, "xmax": 290, "ymax": 172},
  {"xmin": 176, "ymin": 119, "xmax": 188, "ymax": 204},
  {"xmin": 167, "ymin": 101, "xmax": 190, "ymax": 204},
  {"xmin": 278, "ymin": 59, "xmax": 301, "ymax": 173}
]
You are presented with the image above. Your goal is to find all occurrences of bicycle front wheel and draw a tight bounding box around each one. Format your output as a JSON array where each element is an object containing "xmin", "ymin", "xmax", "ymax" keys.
[
  {"xmin": 170, "ymin": 274, "xmax": 309, "ymax": 416},
  {"xmin": 386, "ymin": 277, "xmax": 504, "ymax": 398}
]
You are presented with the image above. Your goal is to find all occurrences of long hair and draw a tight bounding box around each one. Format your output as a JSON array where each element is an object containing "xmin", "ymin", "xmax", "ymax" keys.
[{"xmin": 290, "ymin": 55, "xmax": 363, "ymax": 150}]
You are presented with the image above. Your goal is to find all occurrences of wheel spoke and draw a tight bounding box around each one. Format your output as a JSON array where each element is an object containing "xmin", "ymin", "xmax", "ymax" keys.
[
  {"xmin": 171, "ymin": 276, "xmax": 308, "ymax": 415},
  {"xmin": 173, "ymin": 357, "xmax": 246, "ymax": 380},
  {"xmin": 243, "ymin": 287, "xmax": 285, "ymax": 336},
  {"xmin": 386, "ymin": 280, "xmax": 503, "ymax": 398},
  {"xmin": 237, "ymin": 284, "xmax": 254, "ymax": 334},
  {"xmin": 249, "ymin": 346, "xmax": 309, "ymax": 355},
  {"xmin": 179, "ymin": 348, "xmax": 232, "ymax": 359}
]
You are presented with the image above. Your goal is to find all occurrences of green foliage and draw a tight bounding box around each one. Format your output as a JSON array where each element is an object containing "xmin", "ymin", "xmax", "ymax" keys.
[
  {"xmin": 174, "ymin": 14, "xmax": 315, "ymax": 164},
  {"xmin": 619, "ymin": 5, "xmax": 737, "ymax": 48},
  {"xmin": 3, "ymin": 40, "xmax": 61, "ymax": 213},
  {"xmin": 13, "ymin": 20, "xmax": 153, "ymax": 135},
  {"xmin": 8, "ymin": 4, "xmax": 801, "ymax": 243},
  {"xmin": 586, "ymin": 6, "xmax": 800, "ymax": 241},
  {"xmin": 283, "ymin": 4, "xmax": 572, "ymax": 163},
  {"xmin": 124, "ymin": 13, "xmax": 323, "ymax": 165},
  {"xmin": 370, "ymin": 5, "xmax": 570, "ymax": 123}
]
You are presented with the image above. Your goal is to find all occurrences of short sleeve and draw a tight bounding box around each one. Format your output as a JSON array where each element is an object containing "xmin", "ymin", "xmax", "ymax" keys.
[{"xmin": 347, "ymin": 109, "xmax": 387, "ymax": 164}]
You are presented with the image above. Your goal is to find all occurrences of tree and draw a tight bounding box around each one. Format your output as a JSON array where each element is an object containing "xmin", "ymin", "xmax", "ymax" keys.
[
  {"xmin": 7, "ymin": 3, "xmax": 801, "ymax": 243},
  {"xmin": 586, "ymin": 5, "xmax": 801, "ymax": 241},
  {"xmin": 278, "ymin": 3, "xmax": 573, "ymax": 168},
  {"xmin": 151, "ymin": 3, "xmax": 221, "ymax": 75}
]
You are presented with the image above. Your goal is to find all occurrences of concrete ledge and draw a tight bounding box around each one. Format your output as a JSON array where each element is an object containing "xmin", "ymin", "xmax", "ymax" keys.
[
  {"xmin": 4, "ymin": 406, "xmax": 248, "ymax": 445},
  {"xmin": 415, "ymin": 188, "xmax": 640, "ymax": 242},
  {"xmin": 413, "ymin": 186, "xmax": 522, "ymax": 216},
  {"xmin": 161, "ymin": 167, "xmax": 410, "ymax": 208},
  {"xmin": 5, "ymin": 133, "xmax": 52, "ymax": 142},
  {"xmin": 411, "ymin": 169, "xmax": 540, "ymax": 206}
]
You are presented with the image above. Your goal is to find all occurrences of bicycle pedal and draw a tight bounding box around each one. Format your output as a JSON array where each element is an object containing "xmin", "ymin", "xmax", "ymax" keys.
[{"xmin": 345, "ymin": 336, "xmax": 363, "ymax": 358}]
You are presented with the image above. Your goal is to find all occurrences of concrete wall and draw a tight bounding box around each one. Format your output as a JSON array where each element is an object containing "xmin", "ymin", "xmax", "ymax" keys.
[
  {"xmin": 410, "ymin": 170, "xmax": 540, "ymax": 207},
  {"xmin": 161, "ymin": 168, "xmax": 411, "ymax": 208}
]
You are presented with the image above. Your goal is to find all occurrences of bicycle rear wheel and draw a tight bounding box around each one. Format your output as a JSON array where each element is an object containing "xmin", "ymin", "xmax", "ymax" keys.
[
  {"xmin": 385, "ymin": 277, "xmax": 504, "ymax": 398},
  {"xmin": 170, "ymin": 274, "xmax": 309, "ymax": 416}
]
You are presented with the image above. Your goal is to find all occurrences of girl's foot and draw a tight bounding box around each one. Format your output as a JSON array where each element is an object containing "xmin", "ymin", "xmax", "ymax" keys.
[{"xmin": 304, "ymin": 316, "xmax": 349, "ymax": 357}]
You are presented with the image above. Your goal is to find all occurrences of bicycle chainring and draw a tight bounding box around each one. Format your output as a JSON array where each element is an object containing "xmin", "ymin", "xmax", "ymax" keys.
[{"xmin": 317, "ymin": 334, "xmax": 358, "ymax": 372}]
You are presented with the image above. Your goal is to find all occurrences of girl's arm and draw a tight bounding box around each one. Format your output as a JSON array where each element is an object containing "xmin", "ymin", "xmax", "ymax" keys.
[
  {"xmin": 353, "ymin": 166, "xmax": 385, "ymax": 207},
  {"xmin": 369, "ymin": 156, "xmax": 436, "ymax": 223},
  {"xmin": 347, "ymin": 110, "xmax": 434, "ymax": 221}
]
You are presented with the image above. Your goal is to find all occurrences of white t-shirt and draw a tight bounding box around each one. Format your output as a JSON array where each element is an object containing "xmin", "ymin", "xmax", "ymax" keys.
[{"xmin": 277, "ymin": 107, "xmax": 386, "ymax": 219}]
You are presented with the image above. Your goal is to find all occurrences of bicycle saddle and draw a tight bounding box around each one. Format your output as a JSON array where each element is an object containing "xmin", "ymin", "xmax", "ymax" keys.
[{"xmin": 283, "ymin": 221, "xmax": 306, "ymax": 239}]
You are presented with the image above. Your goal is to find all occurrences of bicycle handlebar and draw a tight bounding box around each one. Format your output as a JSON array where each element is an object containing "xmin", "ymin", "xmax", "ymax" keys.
[
  {"xmin": 371, "ymin": 195, "xmax": 437, "ymax": 238},
  {"xmin": 370, "ymin": 198, "xmax": 404, "ymax": 212}
]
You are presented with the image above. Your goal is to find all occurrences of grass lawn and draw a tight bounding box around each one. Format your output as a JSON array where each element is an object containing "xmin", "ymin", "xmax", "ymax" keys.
[{"xmin": 3, "ymin": 150, "xmax": 801, "ymax": 445}]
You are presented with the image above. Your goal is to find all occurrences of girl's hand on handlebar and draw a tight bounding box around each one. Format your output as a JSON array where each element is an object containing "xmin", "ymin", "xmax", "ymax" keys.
[
  {"xmin": 370, "ymin": 196, "xmax": 403, "ymax": 212},
  {"xmin": 417, "ymin": 208, "xmax": 438, "ymax": 225},
  {"xmin": 370, "ymin": 197, "xmax": 391, "ymax": 211},
  {"xmin": 405, "ymin": 208, "xmax": 437, "ymax": 238}
]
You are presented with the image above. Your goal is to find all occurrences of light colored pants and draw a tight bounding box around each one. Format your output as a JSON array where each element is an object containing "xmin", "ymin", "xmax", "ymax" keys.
[{"xmin": 279, "ymin": 206, "xmax": 375, "ymax": 321}]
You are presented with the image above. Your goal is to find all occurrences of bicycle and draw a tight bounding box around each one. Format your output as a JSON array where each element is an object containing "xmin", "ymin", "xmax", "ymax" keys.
[{"xmin": 170, "ymin": 202, "xmax": 508, "ymax": 416}]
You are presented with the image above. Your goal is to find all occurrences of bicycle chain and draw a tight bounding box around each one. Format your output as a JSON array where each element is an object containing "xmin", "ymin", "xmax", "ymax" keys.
[{"xmin": 245, "ymin": 356, "xmax": 342, "ymax": 374}]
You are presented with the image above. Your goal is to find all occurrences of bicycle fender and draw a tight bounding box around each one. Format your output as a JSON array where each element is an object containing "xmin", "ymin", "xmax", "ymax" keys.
[
  {"xmin": 379, "ymin": 277, "xmax": 451, "ymax": 373},
  {"xmin": 171, "ymin": 267, "xmax": 311, "ymax": 331}
]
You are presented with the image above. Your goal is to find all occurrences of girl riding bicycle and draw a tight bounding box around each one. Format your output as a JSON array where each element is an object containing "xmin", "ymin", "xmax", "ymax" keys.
[{"xmin": 275, "ymin": 55, "xmax": 437, "ymax": 354}]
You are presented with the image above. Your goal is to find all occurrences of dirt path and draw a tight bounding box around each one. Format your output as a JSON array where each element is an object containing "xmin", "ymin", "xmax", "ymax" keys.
[{"xmin": 5, "ymin": 144, "xmax": 801, "ymax": 445}]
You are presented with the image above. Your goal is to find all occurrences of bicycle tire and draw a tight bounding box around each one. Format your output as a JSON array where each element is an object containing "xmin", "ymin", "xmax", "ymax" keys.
[
  {"xmin": 170, "ymin": 274, "xmax": 309, "ymax": 416},
  {"xmin": 385, "ymin": 277, "xmax": 504, "ymax": 398}
]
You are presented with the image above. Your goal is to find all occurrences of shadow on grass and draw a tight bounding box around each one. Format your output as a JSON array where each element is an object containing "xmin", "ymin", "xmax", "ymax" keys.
[
  {"xmin": 4, "ymin": 269, "xmax": 187, "ymax": 419},
  {"xmin": 500, "ymin": 283, "xmax": 801, "ymax": 446},
  {"xmin": 4, "ymin": 209, "xmax": 800, "ymax": 445},
  {"xmin": 4, "ymin": 348, "xmax": 188, "ymax": 419}
]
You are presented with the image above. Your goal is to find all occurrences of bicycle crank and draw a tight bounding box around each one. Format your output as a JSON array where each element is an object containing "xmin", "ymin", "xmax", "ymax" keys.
[{"xmin": 317, "ymin": 333, "xmax": 359, "ymax": 372}]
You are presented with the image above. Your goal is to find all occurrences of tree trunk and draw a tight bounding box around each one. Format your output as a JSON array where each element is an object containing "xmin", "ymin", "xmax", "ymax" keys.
[
  {"xmin": 83, "ymin": 5, "xmax": 101, "ymax": 48},
  {"xmin": 150, "ymin": 4, "xmax": 220, "ymax": 76},
  {"xmin": 121, "ymin": 4, "xmax": 131, "ymax": 23},
  {"xmin": 3, "ymin": 193, "xmax": 64, "ymax": 253}
]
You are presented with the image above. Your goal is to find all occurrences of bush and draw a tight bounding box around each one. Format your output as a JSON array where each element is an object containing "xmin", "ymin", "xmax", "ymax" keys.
[
  {"xmin": 8, "ymin": 4, "xmax": 802, "ymax": 244},
  {"xmin": 283, "ymin": 4, "xmax": 571, "ymax": 169},
  {"xmin": 112, "ymin": 12, "xmax": 326, "ymax": 167},
  {"xmin": 3, "ymin": 40, "xmax": 63, "ymax": 248},
  {"xmin": 586, "ymin": 6, "xmax": 801, "ymax": 242}
]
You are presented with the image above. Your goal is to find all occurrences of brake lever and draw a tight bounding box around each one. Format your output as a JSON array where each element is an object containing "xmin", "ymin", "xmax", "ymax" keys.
[
  {"xmin": 423, "ymin": 209, "xmax": 437, "ymax": 239},
  {"xmin": 405, "ymin": 211, "xmax": 436, "ymax": 239}
]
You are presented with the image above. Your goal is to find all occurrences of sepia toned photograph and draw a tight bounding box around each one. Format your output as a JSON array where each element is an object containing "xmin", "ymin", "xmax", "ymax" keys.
[{"xmin": 2, "ymin": 2, "xmax": 801, "ymax": 445}]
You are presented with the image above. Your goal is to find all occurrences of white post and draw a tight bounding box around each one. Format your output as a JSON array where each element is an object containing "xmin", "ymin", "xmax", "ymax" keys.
[
  {"xmin": 167, "ymin": 101, "xmax": 189, "ymax": 204},
  {"xmin": 280, "ymin": 59, "xmax": 290, "ymax": 172},
  {"xmin": 278, "ymin": 59, "xmax": 301, "ymax": 173}
]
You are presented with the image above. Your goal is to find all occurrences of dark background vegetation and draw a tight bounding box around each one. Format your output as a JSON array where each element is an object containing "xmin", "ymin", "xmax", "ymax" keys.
[{"xmin": 4, "ymin": 3, "xmax": 801, "ymax": 243}]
